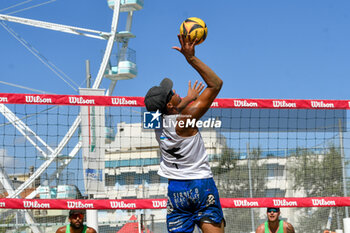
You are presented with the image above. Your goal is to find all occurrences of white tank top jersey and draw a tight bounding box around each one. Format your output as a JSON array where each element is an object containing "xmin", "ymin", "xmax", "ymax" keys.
[{"xmin": 155, "ymin": 114, "xmax": 213, "ymax": 180}]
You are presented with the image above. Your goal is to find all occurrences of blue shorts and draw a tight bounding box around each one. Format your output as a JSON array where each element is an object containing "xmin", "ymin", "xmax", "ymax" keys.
[{"xmin": 166, "ymin": 178, "xmax": 224, "ymax": 233}]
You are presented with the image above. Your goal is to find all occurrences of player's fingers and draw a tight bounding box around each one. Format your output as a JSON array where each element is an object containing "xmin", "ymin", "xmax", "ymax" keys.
[
  {"xmin": 192, "ymin": 37, "xmax": 199, "ymax": 47},
  {"xmin": 177, "ymin": 34, "xmax": 185, "ymax": 46},
  {"xmin": 185, "ymin": 34, "xmax": 192, "ymax": 44},
  {"xmin": 172, "ymin": 46, "xmax": 181, "ymax": 52},
  {"xmin": 198, "ymin": 83, "xmax": 205, "ymax": 92},
  {"xmin": 193, "ymin": 80, "xmax": 198, "ymax": 89},
  {"xmin": 195, "ymin": 82, "xmax": 203, "ymax": 92},
  {"xmin": 195, "ymin": 81, "xmax": 202, "ymax": 90}
]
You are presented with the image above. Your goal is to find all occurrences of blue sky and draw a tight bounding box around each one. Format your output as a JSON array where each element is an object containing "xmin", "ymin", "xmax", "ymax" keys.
[{"xmin": 0, "ymin": 0, "xmax": 350, "ymax": 100}]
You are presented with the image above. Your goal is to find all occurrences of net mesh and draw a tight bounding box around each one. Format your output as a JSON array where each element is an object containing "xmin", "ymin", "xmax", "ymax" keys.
[{"xmin": 0, "ymin": 94, "xmax": 349, "ymax": 233}]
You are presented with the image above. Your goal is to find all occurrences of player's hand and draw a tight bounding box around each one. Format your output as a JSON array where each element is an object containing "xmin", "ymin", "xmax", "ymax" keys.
[
  {"xmin": 172, "ymin": 34, "xmax": 198, "ymax": 60},
  {"xmin": 186, "ymin": 80, "xmax": 204, "ymax": 101}
]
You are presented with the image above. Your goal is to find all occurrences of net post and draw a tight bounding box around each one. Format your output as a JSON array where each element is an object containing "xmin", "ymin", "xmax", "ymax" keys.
[
  {"xmin": 343, "ymin": 218, "xmax": 350, "ymax": 233},
  {"xmin": 86, "ymin": 206, "xmax": 98, "ymax": 232}
]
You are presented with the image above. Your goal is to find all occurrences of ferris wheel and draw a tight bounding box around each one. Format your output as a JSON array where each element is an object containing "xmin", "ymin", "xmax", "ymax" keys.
[{"xmin": 0, "ymin": 1, "xmax": 143, "ymax": 232}]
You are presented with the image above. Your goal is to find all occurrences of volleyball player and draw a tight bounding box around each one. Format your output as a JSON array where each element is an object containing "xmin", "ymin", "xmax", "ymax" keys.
[
  {"xmin": 255, "ymin": 208, "xmax": 295, "ymax": 233},
  {"xmin": 55, "ymin": 209, "xmax": 96, "ymax": 233},
  {"xmin": 144, "ymin": 34, "xmax": 225, "ymax": 233}
]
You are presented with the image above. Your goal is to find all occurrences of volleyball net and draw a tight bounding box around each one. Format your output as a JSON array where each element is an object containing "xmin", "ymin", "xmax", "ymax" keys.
[{"xmin": 0, "ymin": 92, "xmax": 350, "ymax": 233}]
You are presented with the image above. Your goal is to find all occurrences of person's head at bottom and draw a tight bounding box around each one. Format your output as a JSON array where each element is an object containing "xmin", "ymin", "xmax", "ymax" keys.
[
  {"xmin": 56, "ymin": 209, "xmax": 97, "ymax": 233},
  {"xmin": 69, "ymin": 209, "xmax": 85, "ymax": 229}
]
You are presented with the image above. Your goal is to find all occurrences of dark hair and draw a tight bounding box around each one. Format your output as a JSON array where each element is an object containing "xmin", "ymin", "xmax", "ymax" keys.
[{"xmin": 69, "ymin": 209, "xmax": 85, "ymax": 217}]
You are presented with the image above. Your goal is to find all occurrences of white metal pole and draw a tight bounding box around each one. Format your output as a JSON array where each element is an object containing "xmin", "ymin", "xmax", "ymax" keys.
[
  {"xmin": 343, "ymin": 218, "xmax": 350, "ymax": 233},
  {"xmin": 86, "ymin": 60, "xmax": 91, "ymax": 88},
  {"xmin": 85, "ymin": 59, "xmax": 99, "ymax": 232},
  {"xmin": 339, "ymin": 119, "xmax": 349, "ymax": 218},
  {"xmin": 326, "ymin": 207, "xmax": 333, "ymax": 230},
  {"xmin": 138, "ymin": 213, "xmax": 142, "ymax": 233},
  {"xmin": 87, "ymin": 209, "xmax": 98, "ymax": 232},
  {"xmin": 247, "ymin": 143, "xmax": 255, "ymax": 232}
]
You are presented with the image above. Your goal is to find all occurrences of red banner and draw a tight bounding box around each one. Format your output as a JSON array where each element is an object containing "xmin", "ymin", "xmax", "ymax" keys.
[
  {"xmin": 0, "ymin": 93, "xmax": 349, "ymax": 109},
  {"xmin": 0, "ymin": 197, "xmax": 349, "ymax": 209}
]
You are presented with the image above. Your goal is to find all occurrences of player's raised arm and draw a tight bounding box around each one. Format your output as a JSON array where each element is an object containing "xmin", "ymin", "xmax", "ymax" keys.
[
  {"xmin": 173, "ymin": 34, "xmax": 223, "ymax": 137},
  {"xmin": 173, "ymin": 34, "xmax": 223, "ymax": 121}
]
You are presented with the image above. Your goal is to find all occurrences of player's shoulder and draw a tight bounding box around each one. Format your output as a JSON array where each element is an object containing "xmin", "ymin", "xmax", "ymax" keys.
[
  {"xmin": 283, "ymin": 221, "xmax": 293, "ymax": 227},
  {"xmin": 87, "ymin": 227, "xmax": 97, "ymax": 233},
  {"xmin": 55, "ymin": 226, "xmax": 66, "ymax": 233},
  {"xmin": 283, "ymin": 221, "xmax": 295, "ymax": 233},
  {"xmin": 255, "ymin": 223, "xmax": 265, "ymax": 233}
]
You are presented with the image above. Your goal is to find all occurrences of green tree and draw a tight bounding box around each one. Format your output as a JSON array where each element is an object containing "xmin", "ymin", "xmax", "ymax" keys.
[
  {"xmin": 212, "ymin": 146, "xmax": 268, "ymax": 233},
  {"xmin": 291, "ymin": 146, "xmax": 346, "ymax": 232}
]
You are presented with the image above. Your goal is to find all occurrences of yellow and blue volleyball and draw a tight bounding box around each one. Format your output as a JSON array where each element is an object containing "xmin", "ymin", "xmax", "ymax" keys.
[{"xmin": 180, "ymin": 17, "xmax": 207, "ymax": 45}]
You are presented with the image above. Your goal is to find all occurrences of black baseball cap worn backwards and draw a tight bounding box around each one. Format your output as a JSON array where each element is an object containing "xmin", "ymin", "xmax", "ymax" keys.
[{"xmin": 144, "ymin": 78, "xmax": 173, "ymax": 112}]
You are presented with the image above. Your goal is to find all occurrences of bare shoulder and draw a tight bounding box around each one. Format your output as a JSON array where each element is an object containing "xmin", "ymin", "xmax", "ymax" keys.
[
  {"xmin": 255, "ymin": 223, "xmax": 265, "ymax": 233},
  {"xmin": 284, "ymin": 221, "xmax": 295, "ymax": 233},
  {"xmin": 55, "ymin": 226, "xmax": 66, "ymax": 233},
  {"xmin": 87, "ymin": 227, "xmax": 97, "ymax": 233}
]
